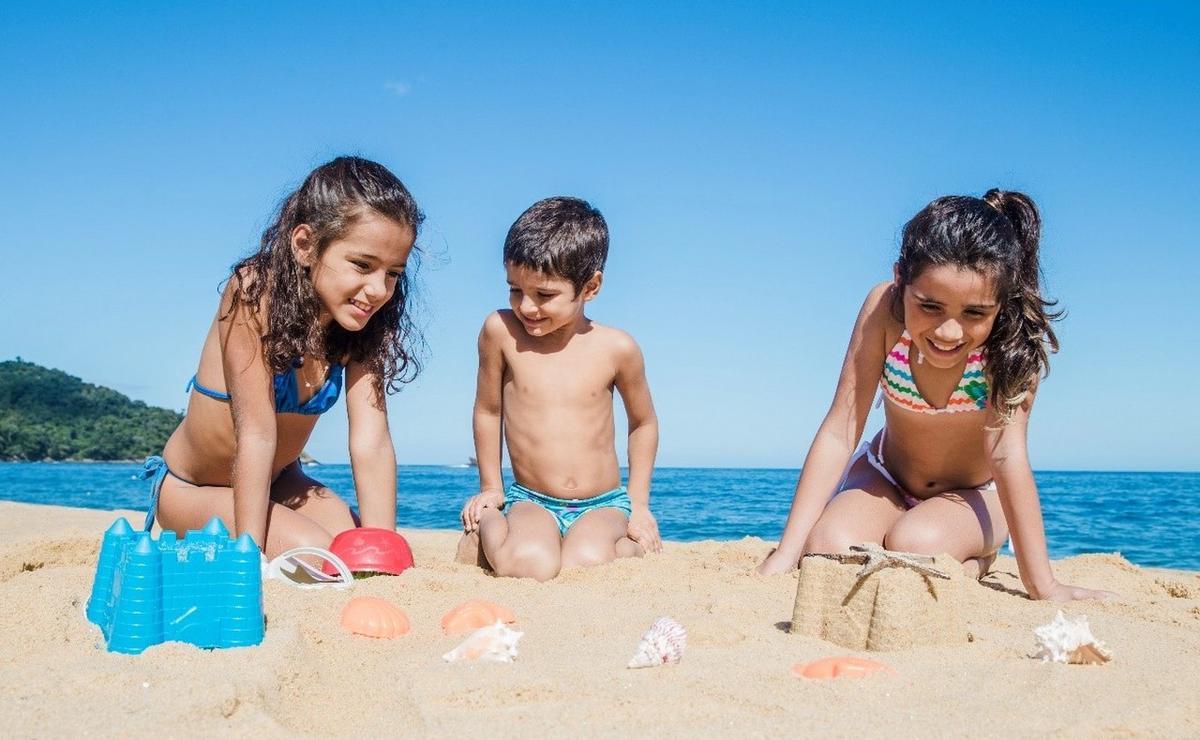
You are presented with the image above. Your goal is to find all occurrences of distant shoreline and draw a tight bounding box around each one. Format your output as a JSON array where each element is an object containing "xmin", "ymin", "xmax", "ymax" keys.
[
  {"xmin": 0, "ymin": 458, "xmax": 143, "ymax": 464},
  {"xmin": 0, "ymin": 460, "xmax": 1197, "ymax": 475},
  {"xmin": 0, "ymin": 453, "xmax": 322, "ymax": 465}
]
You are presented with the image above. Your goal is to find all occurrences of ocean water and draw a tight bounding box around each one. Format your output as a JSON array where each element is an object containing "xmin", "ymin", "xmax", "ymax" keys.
[{"xmin": 0, "ymin": 463, "xmax": 1195, "ymax": 570}]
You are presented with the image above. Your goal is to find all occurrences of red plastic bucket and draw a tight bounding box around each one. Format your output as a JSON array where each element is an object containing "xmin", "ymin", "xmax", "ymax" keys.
[{"xmin": 323, "ymin": 527, "xmax": 414, "ymax": 576}]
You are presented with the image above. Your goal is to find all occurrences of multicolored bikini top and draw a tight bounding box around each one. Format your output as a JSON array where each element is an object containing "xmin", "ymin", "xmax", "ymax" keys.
[{"xmin": 881, "ymin": 330, "xmax": 988, "ymax": 414}]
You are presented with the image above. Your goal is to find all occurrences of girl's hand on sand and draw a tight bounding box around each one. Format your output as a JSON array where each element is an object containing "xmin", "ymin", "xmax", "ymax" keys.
[
  {"xmin": 461, "ymin": 489, "xmax": 505, "ymax": 532},
  {"xmin": 755, "ymin": 548, "xmax": 798, "ymax": 576},
  {"xmin": 627, "ymin": 508, "xmax": 662, "ymax": 554},
  {"xmin": 1037, "ymin": 580, "xmax": 1119, "ymax": 602}
]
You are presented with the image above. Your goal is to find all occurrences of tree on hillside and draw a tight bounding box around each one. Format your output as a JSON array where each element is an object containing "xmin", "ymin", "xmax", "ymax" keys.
[{"xmin": 0, "ymin": 359, "xmax": 183, "ymax": 461}]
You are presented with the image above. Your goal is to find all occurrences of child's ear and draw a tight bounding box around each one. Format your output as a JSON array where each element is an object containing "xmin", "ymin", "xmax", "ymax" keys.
[
  {"xmin": 290, "ymin": 225, "xmax": 317, "ymax": 268},
  {"xmin": 892, "ymin": 262, "xmax": 900, "ymax": 286},
  {"xmin": 581, "ymin": 271, "xmax": 603, "ymax": 301}
]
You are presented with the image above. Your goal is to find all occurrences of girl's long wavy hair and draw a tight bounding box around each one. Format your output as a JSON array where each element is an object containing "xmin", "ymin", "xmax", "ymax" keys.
[
  {"xmin": 226, "ymin": 156, "xmax": 425, "ymax": 395},
  {"xmin": 891, "ymin": 189, "xmax": 1061, "ymax": 422}
]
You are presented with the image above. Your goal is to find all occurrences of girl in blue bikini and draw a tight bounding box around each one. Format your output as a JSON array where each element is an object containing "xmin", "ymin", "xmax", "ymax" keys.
[
  {"xmin": 757, "ymin": 190, "xmax": 1114, "ymax": 602},
  {"xmin": 143, "ymin": 157, "xmax": 423, "ymax": 557}
]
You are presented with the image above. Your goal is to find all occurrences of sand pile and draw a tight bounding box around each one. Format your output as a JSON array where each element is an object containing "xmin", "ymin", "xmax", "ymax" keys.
[{"xmin": 790, "ymin": 551, "xmax": 965, "ymax": 651}]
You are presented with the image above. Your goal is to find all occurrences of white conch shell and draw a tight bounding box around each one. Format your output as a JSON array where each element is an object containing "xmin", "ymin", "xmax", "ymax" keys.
[
  {"xmin": 1032, "ymin": 610, "xmax": 1112, "ymax": 665},
  {"xmin": 627, "ymin": 617, "xmax": 687, "ymax": 669},
  {"xmin": 442, "ymin": 620, "xmax": 524, "ymax": 663}
]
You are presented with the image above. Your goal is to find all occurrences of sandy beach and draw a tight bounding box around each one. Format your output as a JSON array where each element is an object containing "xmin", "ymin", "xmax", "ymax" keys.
[{"xmin": 1, "ymin": 500, "xmax": 1197, "ymax": 738}]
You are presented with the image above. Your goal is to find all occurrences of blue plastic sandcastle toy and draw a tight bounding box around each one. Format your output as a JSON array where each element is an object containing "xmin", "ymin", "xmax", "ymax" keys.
[{"xmin": 86, "ymin": 517, "xmax": 264, "ymax": 655}]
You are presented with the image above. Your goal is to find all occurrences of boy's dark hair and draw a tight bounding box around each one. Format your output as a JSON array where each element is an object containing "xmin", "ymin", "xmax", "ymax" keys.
[
  {"xmin": 227, "ymin": 156, "xmax": 425, "ymax": 396},
  {"xmin": 892, "ymin": 189, "xmax": 1061, "ymax": 421},
  {"xmin": 503, "ymin": 197, "xmax": 608, "ymax": 294}
]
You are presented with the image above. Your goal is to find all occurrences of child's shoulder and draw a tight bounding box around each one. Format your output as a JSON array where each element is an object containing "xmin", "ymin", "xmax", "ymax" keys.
[
  {"xmin": 583, "ymin": 321, "xmax": 641, "ymax": 359},
  {"xmin": 478, "ymin": 310, "xmax": 553, "ymax": 349},
  {"xmin": 480, "ymin": 309, "xmax": 523, "ymax": 340},
  {"xmin": 216, "ymin": 264, "xmax": 269, "ymax": 324},
  {"xmin": 844, "ymin": 281, "xmax": 903, "ymax": 356},
  {"xmin": 860, "ymin": 280, "xmax": 901, "ymax": 328},
  {"xmin": 481, "ymin": 309, "xmax": 511, "ymax": 331},
  {"xmin": 864, "ymin": 280, "xmax": 896, "ymax": 309}
]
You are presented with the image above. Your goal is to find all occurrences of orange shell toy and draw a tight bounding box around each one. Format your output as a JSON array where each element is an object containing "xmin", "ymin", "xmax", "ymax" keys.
[
  {"xmin": 791, "ymin": 656, "xmax": 895, "ymax": 680},
  {"xmin": 340, "ymin": 596, "xmax": 410, "ymax": 638},
  {"xmin": 440, "ymin": 599, "xmax": 517, "ymax": 636}
]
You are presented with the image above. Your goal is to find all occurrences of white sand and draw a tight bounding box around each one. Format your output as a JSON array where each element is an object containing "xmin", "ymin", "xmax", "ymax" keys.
[{"xmin": 1, "ymin": 501, "xmax": 1198, "ymax": 738}]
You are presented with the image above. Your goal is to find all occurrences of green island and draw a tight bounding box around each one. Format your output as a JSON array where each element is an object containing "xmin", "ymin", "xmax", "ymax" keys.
[{"xmin": 0, "ymin": 359, "xmax": 183, "ymax": 461}]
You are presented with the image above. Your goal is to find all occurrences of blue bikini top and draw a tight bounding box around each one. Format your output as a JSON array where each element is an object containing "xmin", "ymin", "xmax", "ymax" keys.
[{"xmin": 187, "ymin": 359, "xmax": 344, "ymax": 415}]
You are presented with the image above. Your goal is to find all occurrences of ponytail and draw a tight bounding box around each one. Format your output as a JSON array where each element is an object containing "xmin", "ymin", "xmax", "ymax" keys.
[{"xmin": 980, "ymin": 189, "xmax": 1061, "ymax": 419}]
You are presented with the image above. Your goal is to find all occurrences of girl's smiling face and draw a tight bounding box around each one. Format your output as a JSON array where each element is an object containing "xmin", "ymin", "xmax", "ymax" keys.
[
  {"xmin": 295, "ymin": 210, "xmax": 415, "ymax": 332},
  {"xmin": 900, "ymin": 264, "xmax": 1000, "ymax": 369}
]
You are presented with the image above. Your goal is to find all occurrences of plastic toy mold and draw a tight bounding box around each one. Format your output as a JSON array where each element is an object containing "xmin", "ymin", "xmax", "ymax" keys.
[
  {"xmin": 440, "ymin": 599, "xmax": 517, "ymax": 636},
  {"xmin": 791, "ymin": 656, "xmax": 895, "ymax": 680},
  {"xmin": 86, "ymin": 517, "xmax": 264, "ymax": 655},
  {"xmin": 323, "ymin": 527, "xmax": 414, "ymax": 576},
  {"xmin": 340, "ymin": 596, "xmax": 411, "ymax": 638}
]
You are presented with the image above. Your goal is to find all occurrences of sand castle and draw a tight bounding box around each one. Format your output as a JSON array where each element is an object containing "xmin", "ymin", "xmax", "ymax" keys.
[{"xmin": 790, "ymin": 543, "xmax": 967, "ymax": 651}]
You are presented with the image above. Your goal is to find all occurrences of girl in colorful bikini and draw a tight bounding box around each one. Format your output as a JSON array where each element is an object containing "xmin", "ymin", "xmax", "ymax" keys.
[
  {"xmin": 141, "ymin": 157, "xmax": 423, "ymax": 557},
  {"xmin": 757, "ymin": 190, "xmax": 1115, "ymax": 601}
]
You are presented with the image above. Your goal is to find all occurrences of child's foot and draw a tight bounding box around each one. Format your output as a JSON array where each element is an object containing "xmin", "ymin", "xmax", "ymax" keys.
[
  {"xmin": 615, "ymin": 536, "xmax": 645, "ymax": 559},
  {"xmin": 455, "ymin": 530, "xmax": 491, "ymax": 570}
]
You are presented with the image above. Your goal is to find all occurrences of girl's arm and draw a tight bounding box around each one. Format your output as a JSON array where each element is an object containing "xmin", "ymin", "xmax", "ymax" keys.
[
  {"xmin": 984, "ymin": 385, "xmax": 1116, "ymax": 601},
  {"xmin": 218, "ymin": 281, "xmax": 277, "ymax": 548},
  {"xmin": 463, "ymin": 313, "xmax": 507, "ymax": 530},
  {"xmin": 757, "ymin": 282, "xmax": 892, "ymax": 574},
  {"xmin": 613, "ymin": 331, "xmax": 661, "ymax": 553},
  {"xmin": 345, "ymin": 360, "xmax": 397, "ymax": 530}
]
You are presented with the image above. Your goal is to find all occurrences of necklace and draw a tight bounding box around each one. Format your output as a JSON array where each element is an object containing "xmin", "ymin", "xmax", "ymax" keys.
[{"xmin": 301, "ymin": 357, "xmax": 327, "ymax": 389}]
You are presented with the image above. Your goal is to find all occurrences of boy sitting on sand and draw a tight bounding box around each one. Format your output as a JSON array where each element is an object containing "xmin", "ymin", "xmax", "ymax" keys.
[{"xmin": 456, "ymin": 197, "xmax": 661, "ymax": 581}]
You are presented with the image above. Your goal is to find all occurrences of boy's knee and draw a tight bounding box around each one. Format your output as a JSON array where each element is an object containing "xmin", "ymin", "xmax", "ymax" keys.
[
  {"xmin": 493, "ymin": 540, "xmax": 561, "ymax": 582},
  {"xmin": 561, "ymin": 541, "xmax": 614, "ymax": 569}
]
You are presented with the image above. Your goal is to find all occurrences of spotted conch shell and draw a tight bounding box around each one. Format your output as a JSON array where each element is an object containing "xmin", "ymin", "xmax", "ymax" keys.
[
  {"xmin": 1032, "ymin": 611, "xmax": 1112, "ymax": 665},
  {"xmin": 440, "ymin": 599, "xmax": 517, "ymax": 636},
  {"xmin": 442, "ymin": 620, "xmax": 523, "ymax": 663},
  {"xmin": 627, "ymin": 617, "xmax": 687, "ymax": 669}
]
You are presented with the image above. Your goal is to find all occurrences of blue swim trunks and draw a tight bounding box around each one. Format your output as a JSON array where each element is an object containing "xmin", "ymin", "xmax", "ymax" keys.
[{"xmin": 502, "ymin": 482, "xmax": 632, "ymax": 536}]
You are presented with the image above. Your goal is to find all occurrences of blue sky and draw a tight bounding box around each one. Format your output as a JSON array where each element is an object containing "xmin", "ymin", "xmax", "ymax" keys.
[{"xmin": 1, "ymin": 2, "xmax": 1196, "ymax": 470}]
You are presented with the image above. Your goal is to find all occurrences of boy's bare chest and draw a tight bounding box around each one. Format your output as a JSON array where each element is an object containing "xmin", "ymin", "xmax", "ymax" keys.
[{"xmin": 502, "ymin": 347, "xmax": 616, "ymax": 404}]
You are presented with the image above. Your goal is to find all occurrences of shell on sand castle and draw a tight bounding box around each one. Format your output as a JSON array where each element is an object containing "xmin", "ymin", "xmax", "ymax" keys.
[
  {"xmin": 790, "ymin": 552, "xmax": 965, "ymax": 651},
  {"xmin": 440, "ymin": 599, "xmax": 517, "ymax": 636},
  {"xmin": 340, "ymin": 596, "xmax": 410, "ymax": 638}
]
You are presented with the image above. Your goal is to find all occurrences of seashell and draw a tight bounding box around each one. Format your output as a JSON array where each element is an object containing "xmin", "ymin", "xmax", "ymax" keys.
[
  {"xmin": 442, "ymin": 620, "xmax": 524, "ymax": 663},
  {"xmin": 626, "ymin": 617, "xmax": 687, "ymax": 669},
  {"xmin": 440, "ymin": 599, "xmax": 517, "ymax": 636},
  {"xmin": 339, "ymin": 596, "xmax": 410, "ymax": 638},
  {"xmin": 1032, "ymin": 610, "xmax": 1112, "ymax": 665},
  {"xmin": 790, "ymin": 656, "xmax": 895, "ymax": 680}
]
